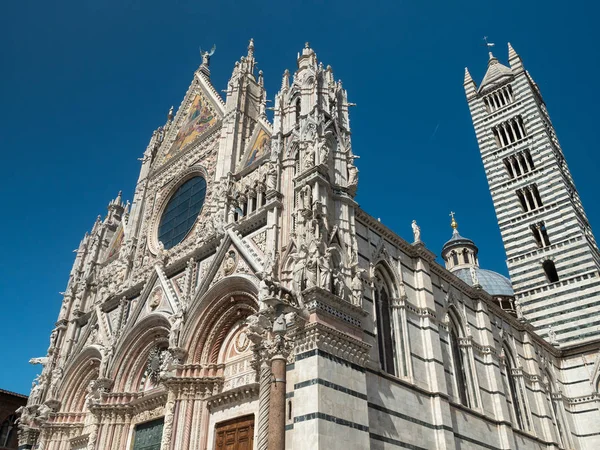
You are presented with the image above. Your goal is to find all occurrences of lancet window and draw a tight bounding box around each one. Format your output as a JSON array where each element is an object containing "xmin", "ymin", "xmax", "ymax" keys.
[
  {"xmin": 483, "ymin": 85, "xmax": 514, "ymax": 113},
  {"xmin": 372, "ymin": 263, "xmax": 411, "ymax": 378},
  {"xmin": 531, "ymin": 222, "xmax": 551, "ymax": 248},
  {"xmin": 493, "ymin": 116, "xmax": 527, "ymax": 147},
  {"xmin": 516, "ymin": 184, "xmax": 543, "ymax": 212},
  {"xmin": 374, "ymin": 273, "xmax": 395, "ymax": 376},
  {"xmin": 544, "ymin": 370, "xmax": 568, "ymax": 447},
  {"xmin": 442, "ymin": 309, "xmax": 478, "ymax": 408},
  {"xmin": 502, "ymin": 345, "xmax": 530, "ymax": 431},
  {"xmin": 503, "ymin": 149, "xmax": 534, "ymax": 179}
]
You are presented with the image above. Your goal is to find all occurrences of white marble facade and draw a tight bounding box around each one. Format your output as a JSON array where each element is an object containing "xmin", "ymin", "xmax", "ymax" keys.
[{"xmin": 18, "ymin": 41, "xmax": 600, "ymax": 450}]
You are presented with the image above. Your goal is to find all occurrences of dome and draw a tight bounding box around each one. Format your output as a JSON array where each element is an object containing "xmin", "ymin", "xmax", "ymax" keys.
[{"xmin": 452, "ymin": 267, "xmax": 514, "ymax": 297}]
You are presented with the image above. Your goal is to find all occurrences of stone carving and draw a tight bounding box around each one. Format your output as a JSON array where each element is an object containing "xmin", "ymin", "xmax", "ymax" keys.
[
  {"xmin": 351, "ymin": 267, "xmax": 365, "ymax": 307},
  {"xmin": 48, "ymin": 367, "xmax": 63, "ymax": 399},
  {"xmin": 316, "ymin": 136, "xmax": 329, "ymax": 165},
  {"xmin": 98, "ymin": 344, "xmax": 113, "ymax": 378},
  {"xmin": 548, "ymin": 326, "xmax": 558, "ymax": 346},
  {"xmin": 168, "ymin": 311, "xmax": 184, "ymax": 348},
  {"xmin": 470, "ymin": 266, "xmax": 480, "ymax": 286},
  {"xmin": 223, "ymin": 250, "xmax": 237, "ymax": 276},
  {"xmin": 29, "ymin": 357, "xmax": 48, "ymax": 367},
  {"xmin": 300, "ymin": 184, "xmax": 312, "ymax": 210},
  {"xmin": 411, "ymin": 220, "xmax": 421, "ymax": 243},
  {"xmin": 318, "ymin": 247, "xmax": 333, "ymax": 291},
  {"xmin": 334, "ymin": 270, "xmax": 346, "ymax": 300},
  {"xmin": 266, "ymin": 163, "xmax": 278, "ymax": 191},
  {"xmin": 291, "ymin": 245, "xmax": 308, "ymax": 296}
]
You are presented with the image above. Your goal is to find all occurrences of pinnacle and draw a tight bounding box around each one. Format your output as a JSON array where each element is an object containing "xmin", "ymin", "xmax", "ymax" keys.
[
  {"xmin": 508, "ymin": 42, "xmax": 518, "ymax": 60},
  {"xmin": 464, "ymin": 67, "xmax": 474, "ymax": 84}
]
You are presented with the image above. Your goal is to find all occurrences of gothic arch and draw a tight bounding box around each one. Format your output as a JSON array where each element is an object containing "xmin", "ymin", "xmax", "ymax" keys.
[
  {"xmin": 111, "ymin": 314, "xmax": 170, "ymax": 392},
  {"xmin": 181, "ymin": 275, "xmax": 259, "ymax": 364},
  {"xmin": 58, "ymin": 347, "xmax": 101, "ymax": 413}
]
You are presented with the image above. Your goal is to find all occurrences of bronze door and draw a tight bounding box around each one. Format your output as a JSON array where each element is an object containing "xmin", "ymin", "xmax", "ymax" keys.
[
  {"xmin": 214, "ymin": 415, "xmax": 255, "ymax": 450},
  {"xmin": 132, "ymin": 418, "xmax": 164, "ymax": 450}
]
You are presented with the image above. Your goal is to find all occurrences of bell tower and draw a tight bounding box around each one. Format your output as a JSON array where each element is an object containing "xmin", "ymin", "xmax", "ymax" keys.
[{"xmin": 465, "ymin": 43, "xmax": 600, "ymax": 345}]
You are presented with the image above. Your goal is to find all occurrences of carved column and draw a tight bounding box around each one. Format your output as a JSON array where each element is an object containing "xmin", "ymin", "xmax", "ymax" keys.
[
  {"xmin": 256, "ymin": 360, "xmax": 271, "ymax": 450},
  {"xmin": 160, "ymin": 389, "xmax": 177, "ymax": 450}
]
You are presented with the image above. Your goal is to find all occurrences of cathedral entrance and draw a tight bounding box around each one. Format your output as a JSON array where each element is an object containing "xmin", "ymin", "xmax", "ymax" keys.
[
  {"xmin": 132, "ymin": 418, "xmax": 164, "ymax": 450},
  {"xmin": 214, "ymin": 415, "xmax": 255, "ymax": 450}
]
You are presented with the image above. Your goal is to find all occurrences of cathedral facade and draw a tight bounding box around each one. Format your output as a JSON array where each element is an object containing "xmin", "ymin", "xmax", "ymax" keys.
[{"xmin": 18, "ymin": 41, "xmax": 600, "ymax": 450}]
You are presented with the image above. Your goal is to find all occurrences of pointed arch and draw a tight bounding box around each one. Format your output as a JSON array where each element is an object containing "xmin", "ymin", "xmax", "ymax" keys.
[
  {"xmin": 57, "ymin": 346, "xmax": 101, "ymax": 413},
  {"xmin": 543, "ymin": 367, "xmax": 571, "ymax": 448},
  {"xmin": 373, "ymin": 262, "xmax": 396, "ymax": 375},
  {"xmin": 181, "ymin": 275, "xmax": 259, "ymax": 365},
  {"xmin": 439, "ymin": 305, "xmax": 480, "ymax": 409},
  {"xmin": 110, "ymin": 314, "xmax": 170, "ymax": 392},
  {"xmin": 501, "ymin": 342, "xmax": 530, "ymax": 431}
]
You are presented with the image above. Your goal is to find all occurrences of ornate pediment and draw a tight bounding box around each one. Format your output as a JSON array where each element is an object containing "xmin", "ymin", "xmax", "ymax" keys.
[
  {"xmin": 237, "ymin": 122, "xmax": 272, "ymax": 172},
  {"xmin": 157, "ymin": 78, "xmax": 224, "ymax": 167}
]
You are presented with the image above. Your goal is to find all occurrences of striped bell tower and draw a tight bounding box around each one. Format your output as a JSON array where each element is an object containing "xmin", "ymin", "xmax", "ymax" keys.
[{"xmin": 464, "ymin": 43, "xmax": 600, "ymax": 345}]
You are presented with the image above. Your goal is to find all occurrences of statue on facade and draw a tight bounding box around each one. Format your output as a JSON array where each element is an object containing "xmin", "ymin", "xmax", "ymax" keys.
[
  {"xmin": 303, "ymin": 143, "xmax": 315, "ymax": 170},
  {"xmin": 168, "ymin": 311, "xmax": 184, "ymax": 348},
  {"xmin": 334, "ymin": 270, "xmax": 346, "ymax": 300},
  {"xmin": 49, "ymin": 367, "xmax": 63, "ymax": 398},
  {"xmin": 200, "ymin": 44, "xmax": 216, "ymax": 67},
  {"xmin": 99, "ymin": 344, "xmax": 113, "ymax": 378},
  {"xmin": 351, "ymin": 269, "xmax": 364, "ymax": 306},
  {"xmin": 319, "ymin": 247, "xmax": 333, "ymax": 291},
  {"xmin": 266, "ymin": 163, "xmax": 278, "ymax": 191},
  {"xmin": 300, "ymin": 184, "xmax": 312, "ymax": 210},
  {"xmin": 548, "ymin": 326, "xmax": 558, "ymax": 346},
  {"xmin": 316, "ymin": 136, "xmax": 329, "ymax": 165},
  {"xmin": 305, "ymin": 250, "xmax": 318, "ymax": 289},
  {"xmin": 411, "ymin": 220, "xmax": 421, "ymax": 243},
  {"xmin": 291, "ymin": 245, "xmax": 308, "ymax": 295},
  {"xmin": 47, "ymin": 328, "xmax": 58, "ymax": 353}
]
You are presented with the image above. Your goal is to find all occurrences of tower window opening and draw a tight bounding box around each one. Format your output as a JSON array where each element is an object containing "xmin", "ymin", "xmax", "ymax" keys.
[
  {"xmin": 516, "ymin": 190, "xmax": 528, "ymax": 212},
  {"xmin": 295, "ymin": 98, "xmax": 301, "ymax": 128},
  {"xmin": 513, "ymin": 157, "xmax": 522, "ymax": 177},
  {"xmin": 525, "ymin": 149, "xmax": 534, "ymax": 170},
  {"xmin": 452, "ymin": 252, "xmax": 459, "ymax": 266},
  {"xmin": 531, "ymin": 222, "xmax": 550, "ymax": 248},
  {"xmin": 462, "ymin": 249, "xmax": 470, "ymax": 264},
  {"xmin": 504, "ymin": 159, "xmax": 515, "ymax": 179},
  {"xmin": 543, "ymin": 260, "xmax": 559, "ymax": 283},
  {"xmin": 493, "ymin": 116, "xmax": 526, "ymax": 147},
  {"xmin": 484, "ymin": 86, "xmax": 514, "ymax": 113}
]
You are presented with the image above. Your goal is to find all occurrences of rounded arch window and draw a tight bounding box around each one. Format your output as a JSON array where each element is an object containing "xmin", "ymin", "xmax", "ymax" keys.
[{"xmin": 158, "ymin": 176, "xmax": 207, "ymax": 249}]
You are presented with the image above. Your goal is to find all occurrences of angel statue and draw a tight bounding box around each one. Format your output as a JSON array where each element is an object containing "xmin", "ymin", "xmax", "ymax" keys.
[{"xmin": 200, "ymin": 45, "xmax": 216, "ymax": 67}]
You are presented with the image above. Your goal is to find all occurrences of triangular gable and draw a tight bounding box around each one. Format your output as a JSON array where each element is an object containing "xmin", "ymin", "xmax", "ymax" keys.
[
  {"xmin": 105, "ymin": 223, "xmax": 124, "ymax": 262},
  {"xmin": 237, "ymin": 121, "xmax": 272, "ymax": 172},
  {"xmin": 157, "ymin": 73, "xmax": 225, "ymax": 166},
  {"xmin": 192, "ymin": 229, "xmax": 262, "ymax": 303}
]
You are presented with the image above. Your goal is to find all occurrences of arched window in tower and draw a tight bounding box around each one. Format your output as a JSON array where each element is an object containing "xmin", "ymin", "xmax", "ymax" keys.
[
  {"xmin": 543, "ymin": 260, "xmax": 559, "ymax": 283},
  {"xmin": 451, "ymin": 252, "xmax": 459, "ymax": 266},
  {"xmin": 462, "ymin": 249, "xmax": 470, "ymax": 264},
  {"xmin": 295, "ymin": 98, "xmax": 301, "ymax": 128},
  {"xmin": 502, "ymin": 345, "xmax": 529, "ymax": 431}
]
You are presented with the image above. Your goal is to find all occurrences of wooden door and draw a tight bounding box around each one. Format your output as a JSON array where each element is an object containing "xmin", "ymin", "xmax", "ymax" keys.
[{"xmin": 214, "ymin": 415, "xmax": 255, "ymax": 450}]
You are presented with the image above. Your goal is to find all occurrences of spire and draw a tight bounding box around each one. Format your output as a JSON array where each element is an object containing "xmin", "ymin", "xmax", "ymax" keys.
[
  {"xmin": 281, "ymin": 69, "xmax": 290, "ymax": 91},
  {"xmin": 248, "ymin": 38, "xmax": 255, "ymax": 58},
  {"xmin": 507, "ymin": 42, "xmax": 523, "ymax": 72}
]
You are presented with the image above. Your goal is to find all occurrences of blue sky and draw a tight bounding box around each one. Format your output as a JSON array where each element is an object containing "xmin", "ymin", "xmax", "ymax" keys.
[{"xmin": 1, "ymin": 0, "xmax": 599, "ymax": 395}]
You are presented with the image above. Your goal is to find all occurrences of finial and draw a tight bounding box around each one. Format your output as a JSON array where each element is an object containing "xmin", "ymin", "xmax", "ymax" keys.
[
  {"xmin": 248, "ymin": 38, "xmax": 255, "ymax": 55},
  {"xmin": 281, "ymin": 69, "xmax": 290, "ymax": 90},
  {"xmin": 450, "ymin": 211, "xmax": 458, "ymax": 230},
  {"xmin": 305, "ymin": 42, "xmax": 310, "ymax": 49},
  {"xmin": 483, "ymin": 36, "xmax": 496, "ymax": 60},
  {"xmin": 167, "ymin": 106, "xmax": 174, "ymax": 121}
]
